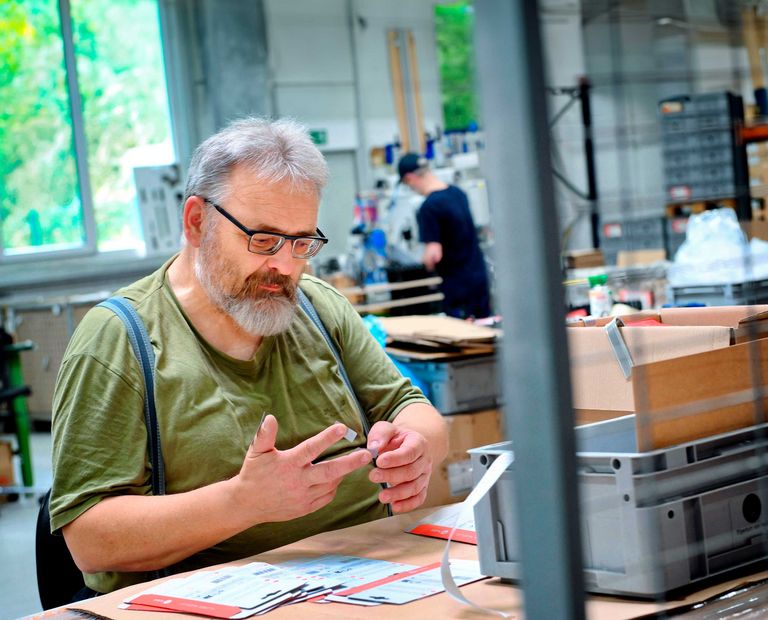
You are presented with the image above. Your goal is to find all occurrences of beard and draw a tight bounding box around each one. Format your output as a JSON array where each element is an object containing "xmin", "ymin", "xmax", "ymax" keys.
[{"xmin": 194, "ymin": 231, "xmax": 298, "ymax": 337}]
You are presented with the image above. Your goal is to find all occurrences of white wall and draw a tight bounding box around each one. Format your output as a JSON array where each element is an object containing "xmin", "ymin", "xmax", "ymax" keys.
[
  {"xmin": 540, "ymin": 0, "xmax": 592, "ymax": 250},
  {"xmin": 263, "ymin": 0, "xmax": 443, "ymax": 261},
  {"xmin": 352, "ymin": 0, "xmax": 443, "ymax": 150}
]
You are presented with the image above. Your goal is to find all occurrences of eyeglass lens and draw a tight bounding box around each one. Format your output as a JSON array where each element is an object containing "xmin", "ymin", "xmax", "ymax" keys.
[{"xmin": 248, "ymin": 233, "xmax": 322, "ymax": 258}]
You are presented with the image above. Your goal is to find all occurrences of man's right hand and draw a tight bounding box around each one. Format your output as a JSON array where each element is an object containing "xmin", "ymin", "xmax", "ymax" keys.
[
  {"xmin": 230, "ymin": 414, "xmax": 373, "ymax": 523},
  {"xmin": 422, "ymin": 242, "xmax": 443, "ymax": 271}
]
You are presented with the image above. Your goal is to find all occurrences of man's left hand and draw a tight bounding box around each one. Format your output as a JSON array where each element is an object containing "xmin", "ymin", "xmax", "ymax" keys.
[{"xmin": 366, "ymin": 422, "xmax": 432, "ymax": 513}]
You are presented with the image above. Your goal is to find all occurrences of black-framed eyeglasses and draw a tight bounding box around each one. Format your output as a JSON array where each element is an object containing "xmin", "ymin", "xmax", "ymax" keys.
[{"xmin": 203, "ymin": 198, "xmax": 328, "ymax": 259}]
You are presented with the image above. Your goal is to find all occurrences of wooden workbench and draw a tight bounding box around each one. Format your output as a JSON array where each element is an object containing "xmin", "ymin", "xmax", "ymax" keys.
[{"xmin": 66, "ymin": 507, "xmax": 768, "ymax": 619}]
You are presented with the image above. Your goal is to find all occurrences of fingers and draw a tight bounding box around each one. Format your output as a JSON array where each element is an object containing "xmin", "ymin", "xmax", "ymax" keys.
[
  {"xmin": 307, "ymin": 449, "xmax": 372, "ymax": 485},
  {"xmin": 248, "ymin": 414, "xmax": 278, "ymax": 456},
  {"xmin": 390, "ymin": 487, "xmax": 428, "ymax": 514},
  {"xmin": 290, "ymin": 423, "xmax": 350, "ymax": 464},
  {"xmin": 366, "ymin": 421, "xmax": 397, "ymax": 458},
  {"xmin": 367, "ymin": 426, "xmax": 432, "ymax": 514},
  {"xmin": 369, "ymin": 459, "xmax": 423, "ymax": 486},
  {"xmin": 379, "ymin": 473, "xmax": 429, "ymax": 513},
  {"xmin": 374, "ymin": 431, "xmax": 422, "ymax": 469}
]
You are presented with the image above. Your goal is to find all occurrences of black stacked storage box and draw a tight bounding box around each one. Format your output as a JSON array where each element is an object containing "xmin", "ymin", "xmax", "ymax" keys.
[
  {"xmin": 598, "ymin": 216, "xmax": 666, "ymax": 265},
  {"xmin": 659, "ymin": 92, "xmax": 750, "ymax": 219}
]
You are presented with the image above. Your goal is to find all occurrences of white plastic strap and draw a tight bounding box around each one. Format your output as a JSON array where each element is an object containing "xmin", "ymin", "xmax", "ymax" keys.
[
  {"xmin": 440, "ymin": 450, "xmax": 515, "ymax": 618},
  {"xmin": 604, "ymin": 317, "xmax": 634, "ymax": 379}
]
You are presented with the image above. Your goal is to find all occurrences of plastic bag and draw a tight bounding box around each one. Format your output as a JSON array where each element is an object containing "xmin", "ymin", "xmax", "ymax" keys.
[{"xmin": 668, "ymin": 208, "xmax": 768, "ymax": 285}]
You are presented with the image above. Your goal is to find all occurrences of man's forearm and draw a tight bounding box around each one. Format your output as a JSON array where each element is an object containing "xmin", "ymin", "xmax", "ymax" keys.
[
  {"xmin": 392, "ymin": 402, "xmax": 449, "ymax": 467},
  {"xmin": 63, "ymin": 477, "xmax": 248, "ymax": 573},
  {"xmin": 63, "ymin": 417, "xmax": 374, "ymax": 574}
]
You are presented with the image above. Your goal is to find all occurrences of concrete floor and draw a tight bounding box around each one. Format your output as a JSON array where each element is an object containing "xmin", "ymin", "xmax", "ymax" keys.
[{"xmin": 1, "ymin": 432, "xmax": 52, "ymax": 620}]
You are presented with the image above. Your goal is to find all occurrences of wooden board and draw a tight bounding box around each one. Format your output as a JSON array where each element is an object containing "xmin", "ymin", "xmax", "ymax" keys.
[
  {"xmin": 386, "ymin": 345, "xmax": 495, "ymax": 361},
  {"xmin": 388, "ymin": 29, "xmax": 410, "ymax": 152},
  {"xmin": 378, "ymin": 315, "xmax": 499, "ymax": 347}
]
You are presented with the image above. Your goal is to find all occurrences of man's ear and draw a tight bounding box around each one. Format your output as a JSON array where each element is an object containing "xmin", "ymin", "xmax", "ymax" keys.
[{"xmin": 183, "ymin": 196, "xmax": 207, "ymax": 248}]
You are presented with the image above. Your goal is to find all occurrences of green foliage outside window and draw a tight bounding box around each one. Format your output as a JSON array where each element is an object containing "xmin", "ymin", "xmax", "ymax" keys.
[
  {"xmin": 0, "ymin": 1, "xmax": 81, "ymax": 252},
  {"xmin": 435, "ymin": 2, "xmax": 479, "ymax": 132},
  {"xmin": 72, "ymin": 0, "xmax": 173, "ymax": 251},
  {"xmin": 0, "ymin": 0, "xmax": 173, "ymax": 256}
]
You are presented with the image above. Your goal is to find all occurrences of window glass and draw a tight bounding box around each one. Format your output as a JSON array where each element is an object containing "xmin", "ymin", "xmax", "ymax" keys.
[
  {"xmin": 434, "ymin": 2, "xmax": 479, "ymax": 132},
  {"xmin": 0, "ymin": 1, "xmax": 84, "ymax": 256},
  {"xmin": 71, "ymin": 0, "xmax": 174, "ymax": 252}
]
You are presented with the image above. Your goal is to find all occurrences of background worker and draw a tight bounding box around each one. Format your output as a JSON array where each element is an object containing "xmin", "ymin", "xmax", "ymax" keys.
[
  {"xmin": 398, "ymin": 153, "xmax": 492, "ymax": 319},
  {"xmin": 50, "ymin": 118, "xmax": 448, "ymax": 596}
]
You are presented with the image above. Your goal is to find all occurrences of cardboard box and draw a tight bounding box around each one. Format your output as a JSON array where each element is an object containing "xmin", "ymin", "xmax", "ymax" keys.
[
  {"xmin": 567, "ymin": 306, "xmax": 768, "ymax": 448},
  {"xmin": 563, "ymin": 249, "xmax": 604, "ymax": 269},
  {"xmin": 741, "ymin": 220, "xmax": 768, "ymax": 240},
  {"xmin": 633, "ymin": 336, "xmax": 768, "ymax": 451},
  {"xmin": 423, "ymin": 408, "xmax": 503, "ymax": 508},
  {"xmin": 615, "ymin": 248, "xmax": 667, "ymax": 267}
]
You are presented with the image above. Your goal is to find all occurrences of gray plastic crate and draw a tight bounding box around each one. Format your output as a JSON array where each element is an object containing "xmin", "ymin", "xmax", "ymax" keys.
[
  {"xmin": 692, "ymin": 92, "xmax": 733, "ymax": 114},
  {"xmin": 471, "ymin": 416, "xmax": 768, "ymax": 597},
  {"xmin": 663, "ymin": 132, "xmax": 701, "ymax": 152},
  {"xmin": 661, "ymin": 114, "xmax": 698, "ymax": 134},
  {"xmin": 397, "ymin": 355, "xmax": 499, "ymax": 415},
  {"xmin": 697, "ymin": 131, "xmax": 733, "ymax": 150}
]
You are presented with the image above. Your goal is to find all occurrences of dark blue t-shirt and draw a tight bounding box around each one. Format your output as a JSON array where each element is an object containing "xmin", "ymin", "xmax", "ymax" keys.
[{"xmin": 416, "ymin": 185, "xmax": 491, "ymax": 318}]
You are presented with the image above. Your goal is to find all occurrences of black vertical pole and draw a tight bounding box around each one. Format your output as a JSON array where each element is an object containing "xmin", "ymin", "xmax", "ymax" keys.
[{"xmin": 579, "ymin": 77, "xmax": 600, "ymax": 249}]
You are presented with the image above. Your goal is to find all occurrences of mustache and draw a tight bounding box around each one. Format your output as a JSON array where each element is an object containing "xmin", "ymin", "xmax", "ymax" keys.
[{"xmin": 236, "ymin": 271, "xmax": 297, "ymax": 301}]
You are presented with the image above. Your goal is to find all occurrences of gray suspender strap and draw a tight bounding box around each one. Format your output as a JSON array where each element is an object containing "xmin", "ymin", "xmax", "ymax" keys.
[
  {"xmin": 297, "ymin": 288, "xmax": 371, "ymax": 436},
  {"xmin": 98, "ymin": 295, "xmax": 167, "ymax": 579},
  {"xmin": 297, "ymin": 288, "xmax": 392, "ymax": 517},
  {"xmin": 97, "ymin": 296, "xmax": 166, "ymax": 496}
]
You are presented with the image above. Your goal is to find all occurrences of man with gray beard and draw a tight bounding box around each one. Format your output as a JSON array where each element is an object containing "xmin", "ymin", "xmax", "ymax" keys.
[{"xmin": 50, "ymin": 117, "xmax": 448, "ymax": 596}]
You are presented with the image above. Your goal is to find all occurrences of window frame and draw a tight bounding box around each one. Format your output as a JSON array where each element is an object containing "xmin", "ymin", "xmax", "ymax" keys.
[{"xmin": 0, "ymin": 0, "xmax": 172, "ymax": 266}]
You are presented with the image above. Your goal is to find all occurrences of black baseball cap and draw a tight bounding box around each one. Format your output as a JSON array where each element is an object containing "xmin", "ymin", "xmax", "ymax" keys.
[{"xmin": 398, "ymin": 153, "xmax": 427, "ymax": 182}]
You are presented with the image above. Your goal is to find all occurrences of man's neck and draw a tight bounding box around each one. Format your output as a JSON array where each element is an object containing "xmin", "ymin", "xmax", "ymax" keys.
[
  {"xmin": 167, "ymin": 251, "xmax": 264, "ymax": 360},
  {"xmin": 421, "ymin": 175, "xmax": 448, "ymax": 195}
]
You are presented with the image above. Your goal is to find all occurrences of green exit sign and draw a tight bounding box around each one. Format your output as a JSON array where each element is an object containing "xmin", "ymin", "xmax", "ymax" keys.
[{"xmin": 309, "ymin": 129, "xmax": 328, "ymax": 145}]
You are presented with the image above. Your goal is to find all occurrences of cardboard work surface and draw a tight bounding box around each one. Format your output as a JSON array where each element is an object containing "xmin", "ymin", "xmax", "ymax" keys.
[
  {"xmin": 378, "ymin": 315, "xmax": 499, "ymax": 346},
  {"xmin": 66, "ymin": 507, "xmax": 768, "ymax": 620}
]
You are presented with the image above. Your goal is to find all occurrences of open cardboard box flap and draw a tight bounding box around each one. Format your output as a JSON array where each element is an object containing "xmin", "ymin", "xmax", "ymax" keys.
[
  {"xmin": 569, "ymin": 305, "xmax": 768, "ymax": 332},
  {"xmin": 568, "ymin": 325, "xmax": 732, "ymax": 412},
  {"xmin": 568, "ymin": 305, "xmax": 768, "ymax": 415},
  {"xmin": 633, "ymin": 337, "xmax": 768, "ymax": 450}
]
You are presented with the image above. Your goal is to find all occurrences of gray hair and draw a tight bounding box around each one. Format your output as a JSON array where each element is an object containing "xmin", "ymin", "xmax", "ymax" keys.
[{"xmin": 183, "ymin": 117, "xmax": 329, "ymax": 205}]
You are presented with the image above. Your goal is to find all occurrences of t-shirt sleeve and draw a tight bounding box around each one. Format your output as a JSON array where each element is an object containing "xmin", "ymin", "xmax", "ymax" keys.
[
  {"xmin": 303, "ymin": 278, "xmax": 430, "ymax": 426},
  {"xmin": 416, "ymin": 199, "xmax": 441, "ymax": 244},
  {"xmin": 49, "ymin": 308, "xmax": 152, "ymax": 533}
]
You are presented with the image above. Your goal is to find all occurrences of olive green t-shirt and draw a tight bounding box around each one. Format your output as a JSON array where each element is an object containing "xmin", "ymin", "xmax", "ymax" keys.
[{"xmin": 50, "ymin": 258, "xmax": 428, "ymax": 593}]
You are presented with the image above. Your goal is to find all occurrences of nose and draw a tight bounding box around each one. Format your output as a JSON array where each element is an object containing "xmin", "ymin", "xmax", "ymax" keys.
[{"xmin": 264, "ymin": 240, "xmax": 297, "ymax": 275}]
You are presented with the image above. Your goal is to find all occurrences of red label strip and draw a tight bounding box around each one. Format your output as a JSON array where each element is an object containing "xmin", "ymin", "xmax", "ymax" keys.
[
  {"xmin": 409, "ymin": 524, "xmax": 477, "ymax": 545},
  {"xmin": 333, "ymin": 561, "xmax": 442, "ymax": 597},
  {"xmin": 130, "ymin": 594, "xmax": 242, "ymax": 619}
]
